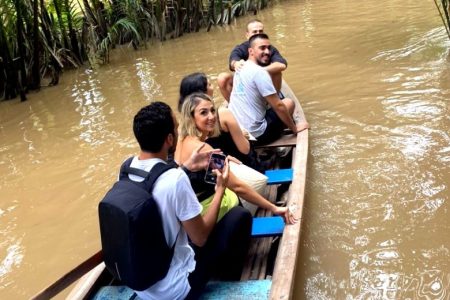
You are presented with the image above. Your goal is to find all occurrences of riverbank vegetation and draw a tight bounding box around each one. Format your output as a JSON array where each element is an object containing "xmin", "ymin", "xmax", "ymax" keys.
[
  {"xmin": 0, "ymin": 0, "xmax": 275, "ymax": 101},
  {"xmin": 434, "ymin": 0, "xmax": 450, "ymax": 40}
]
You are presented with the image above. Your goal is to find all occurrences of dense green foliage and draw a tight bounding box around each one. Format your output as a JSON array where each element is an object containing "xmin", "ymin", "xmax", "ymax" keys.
[{"xmin": 0, "ymin": 0, "xmax": 273, "ymax": 101}]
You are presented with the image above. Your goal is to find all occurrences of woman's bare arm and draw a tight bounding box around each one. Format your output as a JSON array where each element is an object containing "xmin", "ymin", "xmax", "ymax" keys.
[
  {"xmin": 226, "ymin": 172, "xmax": 297, "ymax": 224},
  {"xmin": 183, "ymin": 161, "xmax": 229, "ymax": 246},
  {"xmin": 219, "ymin": 108, "xmax": 250, "ymax": 155}
]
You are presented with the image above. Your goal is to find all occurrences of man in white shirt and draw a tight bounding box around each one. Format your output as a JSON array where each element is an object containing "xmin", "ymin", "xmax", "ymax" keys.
[
  {"xmin": 129, "ymin": 102, "xmax": 251, "ymax": 299},
  {"xmin": 217, "ymin": 19, "xmax": 288, "ymax": 102},
  {"xmin": 229, "ymin": 33, "xmax": 309, "ymax": 145}
]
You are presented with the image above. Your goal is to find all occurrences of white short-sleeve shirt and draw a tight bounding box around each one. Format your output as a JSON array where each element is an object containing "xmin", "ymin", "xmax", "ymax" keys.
[
  {"xmin": 127, "ymin": 157, "xmax": 202, "ymax": 300},
  {"xmin": 229, "ymin": 60, "xmax": 277, "ymax": 138}
]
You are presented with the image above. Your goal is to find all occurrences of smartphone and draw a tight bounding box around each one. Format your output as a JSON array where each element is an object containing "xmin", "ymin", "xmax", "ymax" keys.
[{"xmin": 204, "ymin": 153, "xmax": 226, "ymax": 184}]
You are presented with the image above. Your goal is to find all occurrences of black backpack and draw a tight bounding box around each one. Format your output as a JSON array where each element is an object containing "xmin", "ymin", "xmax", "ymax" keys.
[{"xmin": 99, "ymin": 157, "xmax": 176, "ymax": 291}]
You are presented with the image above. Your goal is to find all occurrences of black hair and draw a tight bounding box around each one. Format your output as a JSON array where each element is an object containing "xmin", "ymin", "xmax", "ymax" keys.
[
  {"xmin": 178, "ymin": 72, "xmax": 208, "ymax": 112},
  {"xmin": 249, "ymin": 33, "xmax": 270, "ymax": 48},
  {"xmin": 133, "ymin": 101, "xmax": 174, "ymax": 153}
]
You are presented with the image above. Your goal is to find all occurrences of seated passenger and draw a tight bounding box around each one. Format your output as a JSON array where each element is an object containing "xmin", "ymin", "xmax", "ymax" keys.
[
  {"xmin": 178, "ymin": 72, "xmax": 258, "ymax": 169},
  {"xmin": 175, "ymin": 92, "xmax": 297, "ymax": 224},
  {"xmin": 228, "ymin": 33, "xmax": 309, "ymax": 146},
  {"xmin": 129, "ymin": 102, "xmax": 251, "ymax": 299},
  {"xmin": 217, "ymin": 19, "xmax": 287, "ymax": 102}
]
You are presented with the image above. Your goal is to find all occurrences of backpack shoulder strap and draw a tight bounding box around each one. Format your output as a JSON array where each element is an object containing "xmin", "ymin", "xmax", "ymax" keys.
[
  {"xmin": 118, "ymin": 157, "xmax": 175, "ymax": 191},
  {"xmin": 119, "ymin": 157, "xmax": 172, "ymax": 178},
  {"xmin": 144, "ymin": 163, "xmax": 175, "ymax": 192},
  {"xmin": 118, "ymin": 157, "xmax": 138, "ymax": 179},
  {"xmin": 120, "ymin": 157, "xmax": 151, "ymax": 179}
]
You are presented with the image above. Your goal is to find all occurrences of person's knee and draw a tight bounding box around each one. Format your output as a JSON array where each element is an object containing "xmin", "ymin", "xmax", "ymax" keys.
[
  {"xmin": 282, "ymin": 97, "xmax": 295, "ymax": 114},
  {"xmin": 226, "ymin": 206, "xmax": 252, "ymax": 230},
  {"xmin": 232, "ymin": 206, "xmax": 252, "ymax": 233}
]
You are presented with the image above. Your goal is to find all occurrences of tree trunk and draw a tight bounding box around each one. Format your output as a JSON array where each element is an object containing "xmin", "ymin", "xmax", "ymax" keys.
[
  {"xmin": 14, "ymin": 0, "xmax": 28, "ymax": 100},
  {"xmin": 53, "ymin": 0, "xmax": 70, "ymax": 49},
  {"xmin": 219, "ymin": 0, "xmax": 223, "ymax": 25},
  {"xmin": 207, "ymin": 0, "xmax": 215, "ymax": 32},
  {"xmin": 0, "ymin": 22, "xmax": 18, "ymax": 100},
  {"xmin": 40, "ymin": 0, "xmax": 62, "ymax": 85},
  {"xmin": 0, "ymin": 23, "xmax": 9, "ymax": 99},
  {"xmin": 64, "ymin": 0, "xmax": 82, "ymax": 63},
  {"xmin": 31, "ymin": 0, "xmax": 41, "ymax": 90}
]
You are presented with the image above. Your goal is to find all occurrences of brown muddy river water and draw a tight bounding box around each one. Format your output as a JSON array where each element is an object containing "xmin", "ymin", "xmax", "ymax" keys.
[{"xmin": 1, "ymin": 0, "xmax": 449, "ymax": 299}]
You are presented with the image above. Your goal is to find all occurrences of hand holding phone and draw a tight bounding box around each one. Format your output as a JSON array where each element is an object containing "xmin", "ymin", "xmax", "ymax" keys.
[
  {"xmin": 204, "ymin": 153, "xmax": 226, "ymax": 184},
  {"xmin": 214, "ymin": 158, "xmax": 229, "ymax": 190},
  {"xmin": 183, "ymin": 143, "xmax": 222, "ymax": 172}
]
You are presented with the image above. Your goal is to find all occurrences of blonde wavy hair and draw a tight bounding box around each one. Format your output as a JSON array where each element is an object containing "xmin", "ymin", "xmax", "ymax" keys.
[{"xmin": 179, "ymin": 92, "xmax": 220, "ymax": 140}]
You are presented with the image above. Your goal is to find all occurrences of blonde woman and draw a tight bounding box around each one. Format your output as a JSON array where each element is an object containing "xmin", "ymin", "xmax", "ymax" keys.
[
  {"xmin": 178, "ymin": 72, "xmax": 261, "ymax": 170},
  {"xmin": 175, "ymin": 92, "xmax": 297, "ymax": 224}
]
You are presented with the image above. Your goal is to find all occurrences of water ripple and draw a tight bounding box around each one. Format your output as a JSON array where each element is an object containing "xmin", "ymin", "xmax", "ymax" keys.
[
  {"xmin": 372, "ymin": 27, "xmax": 449, "ymax": 61},
  {"xmin": 135, "ymin": 58, "xmax": 161, "ymax": 102}
]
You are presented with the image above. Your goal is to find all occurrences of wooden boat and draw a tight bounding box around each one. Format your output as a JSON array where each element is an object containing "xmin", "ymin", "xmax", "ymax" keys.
[{"xmin": 32, "ymin": 81, "xmax": 308, "ymax": 300}]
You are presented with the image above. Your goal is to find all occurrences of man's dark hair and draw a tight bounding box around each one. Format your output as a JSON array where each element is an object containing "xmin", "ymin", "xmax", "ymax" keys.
[
  {"xmin": 178, "ymin": 72, "xmax": 208, "ymax": 112},
  {"xmin": 249, "ymin": 33, "xmax": 269, "ymax": 47},
  {"xmin": 133, "ymin": 102, "xmax": 174, "ymax": 153}
]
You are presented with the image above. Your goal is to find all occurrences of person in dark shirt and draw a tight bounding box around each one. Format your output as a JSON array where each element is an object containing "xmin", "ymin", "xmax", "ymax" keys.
[{"xmin": 218, "ymin": 19, "xmax": 288, "ymax": 102}]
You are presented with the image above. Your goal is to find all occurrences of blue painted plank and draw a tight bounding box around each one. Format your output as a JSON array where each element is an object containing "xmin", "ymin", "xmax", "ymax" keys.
[
  {"xmin": 265, "ymin": 168, "xmax": 293, "ymax": 185},
  {"xmin": 91, "ymin": 286, "xmax": 135, "ymax": 300},
  {"xmin": 200, "ymin": 279, "xmax": 272, "ymax": 299},
  {"xmin": 251, "ymin": 216, "xmax": 285, "ymax": 237},
  {"xmin": 92, "ymin": 280, "xmax": 272, "ymax": 300}
]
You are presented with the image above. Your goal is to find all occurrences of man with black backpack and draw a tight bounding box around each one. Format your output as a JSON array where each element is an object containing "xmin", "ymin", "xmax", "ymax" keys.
[{"xmin": 101, "ymin": 101, "xmax": 252, "ymax": 300}]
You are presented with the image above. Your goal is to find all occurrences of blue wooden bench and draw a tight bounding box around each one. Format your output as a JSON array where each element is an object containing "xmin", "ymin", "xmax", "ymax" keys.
[
  {"xmin": 92, "ymin": 279, "xmax": 272, "ymax": 300},
  {"xmin": 200, "ymin": 279, "xmax": 272, "ymax": 299},
  {"xmin": 251, "ymin": 216, "xmax": 285, "ymax": 237},
  {"xmin": 265, "ymin": 168, "xmax": 293, "ymax": 185},
  {"xmin": 91, "ymin": 286, "xmax": 134, "ymax": 300},
  {"xmin": 247, "ymin": 168, "xmax": 293, "ymax": 238}
]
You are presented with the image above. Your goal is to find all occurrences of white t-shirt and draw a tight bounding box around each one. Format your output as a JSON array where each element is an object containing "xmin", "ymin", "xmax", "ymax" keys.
[
  {"xmin": 229, "ymin": 60, "xmax": 277, "ymax": 138},
  {"xmin": 127, "ymin": 157, "xmax": 202, "ymax": 300}
]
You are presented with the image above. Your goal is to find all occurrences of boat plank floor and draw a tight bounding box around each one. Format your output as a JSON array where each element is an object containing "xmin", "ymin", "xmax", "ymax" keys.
[{"xmin": 241, "ymin": 183, "xmax": 279, "ymax": 281}]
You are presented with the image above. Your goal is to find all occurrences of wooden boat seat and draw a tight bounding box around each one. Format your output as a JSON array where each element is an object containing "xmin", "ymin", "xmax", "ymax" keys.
[
  {"xmin": 251, "ymin": 216, "xmax": 284, "ymax": 237},
  {"xmin": 265, "ymin": 168, "xmax": 293, "ymax": 185},
  {"xmin": 248, "ymin": 168, "xmax": 291, "ymax": 237},
  {"xmin": 254, "ymin": 133, "xmax": 297, "ymax": 149},
  {"xmin": 200, "ymin": 279, "xmax": 272, "ymax": 299}
]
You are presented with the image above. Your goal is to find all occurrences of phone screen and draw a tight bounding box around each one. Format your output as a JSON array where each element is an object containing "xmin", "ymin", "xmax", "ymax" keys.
[{"xmin": 204, "ymin": 153, "xmax": 226, "ymax": 184}]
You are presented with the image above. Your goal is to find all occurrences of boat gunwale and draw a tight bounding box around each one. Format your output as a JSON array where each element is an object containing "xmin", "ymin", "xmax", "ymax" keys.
[{"xmin": 269, "ymin": 81, "xmax": 308, "ymax": 299}]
